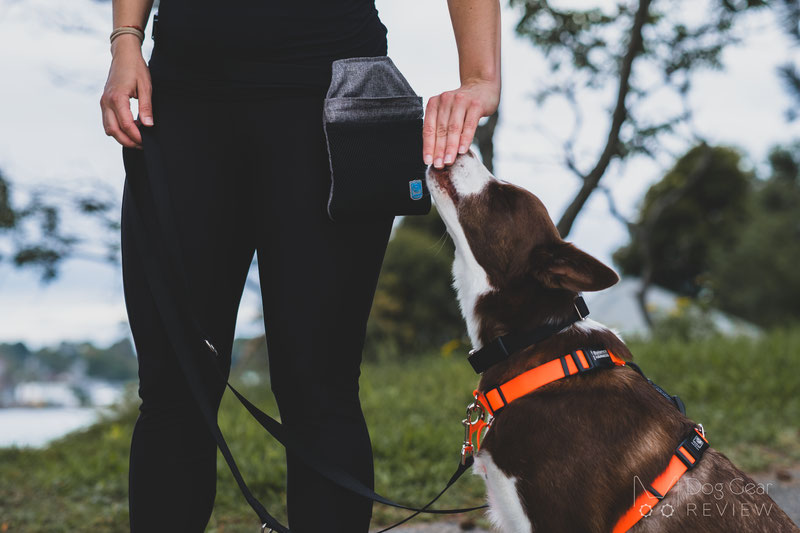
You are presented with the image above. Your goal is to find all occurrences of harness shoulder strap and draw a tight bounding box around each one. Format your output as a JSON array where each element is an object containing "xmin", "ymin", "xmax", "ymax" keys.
[{"xmin": 612, "ymin": 427, "xmax": 709, "ymax": 533}]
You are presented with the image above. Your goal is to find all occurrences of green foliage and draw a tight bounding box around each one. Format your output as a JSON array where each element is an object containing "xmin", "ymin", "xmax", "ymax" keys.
[
  {"xmin": 0, "ymin": 171, "xmax": 15, "ymax": 231},
  {"xmin": 707, "ymin": 143, "xmax": 800, "ymax": 326},
  {"xmin": 615, "ymin": 141, "xmax": 800, "ymax": 326},
  {"xmin": 506, "ymin": 0, "xmax": 770, "ymax": 236},
  {"xmin": 81, "ymin": 339, "xmax": 139, "ymax": 381},
  {"xmin": 364, "ymin": 208, "xmax": 467, "ymax": 360},
  {"xmin": 775, "ymin": 0, "xmax": 800, "ymax": 119},
  {"xmin": 648, "ymin": 296, "xmax": 720, "ymax": 342},
  {"xmin": 2, "ymin": 330, "xmax": 800, "ymax": 531},
  {"xmin": 614, "ymin": 144, "xmax": 753, "ymax": 296},
  {"xmin": 0, "ymin": 393, "xmax": 137, "ymax": 532},
  {"xmin": 627, "ymin": 328, "xmax": 800, "ymax": 469},
  {"xmin": 0, "ymin": 167, "xmax": 120, "ymax": 282}
]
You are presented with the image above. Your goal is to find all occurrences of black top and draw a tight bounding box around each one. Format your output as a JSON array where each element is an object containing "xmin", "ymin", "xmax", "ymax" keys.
[{"xmin": 147, "ymin": 0, "xmax": 388, "ymax": 97}]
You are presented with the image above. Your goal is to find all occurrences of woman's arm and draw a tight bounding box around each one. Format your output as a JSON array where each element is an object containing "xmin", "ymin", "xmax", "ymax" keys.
[
  {"xmin": 100, "ymin": 0, "xmax": 155, "ymax": 149},
  {"xmin": 423, "ymin": 0, "xmax": 501, "ymax": 169}
]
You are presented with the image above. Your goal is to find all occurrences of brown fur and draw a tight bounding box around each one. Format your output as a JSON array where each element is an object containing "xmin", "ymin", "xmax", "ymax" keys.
[{"xmin": 431, "ymin": 164, "xmax": 798, "ymax": 532}]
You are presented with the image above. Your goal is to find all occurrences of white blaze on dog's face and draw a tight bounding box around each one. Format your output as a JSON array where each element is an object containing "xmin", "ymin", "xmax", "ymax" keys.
[
  {"xmin": 425, "ymin": 150, "xmax": 496, "ymax": 348},
  {"xmin": 426, "ymin": 150, "xmax": 619, "ymax": 350}
]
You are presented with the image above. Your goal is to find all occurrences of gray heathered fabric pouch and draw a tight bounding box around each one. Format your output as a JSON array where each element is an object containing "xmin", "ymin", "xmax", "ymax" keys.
[{"xmin": 323, "ymin": 56, "xmax": 431, "ymax": 221}]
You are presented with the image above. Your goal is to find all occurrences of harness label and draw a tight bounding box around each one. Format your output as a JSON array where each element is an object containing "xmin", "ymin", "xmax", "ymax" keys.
[{"xmin": 587, "ymin": 349, "xmax": 610, "ymax": 361}]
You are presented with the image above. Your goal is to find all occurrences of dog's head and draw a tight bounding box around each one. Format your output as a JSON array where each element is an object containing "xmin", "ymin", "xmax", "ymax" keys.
[{"xmin": 426, "ymin": 150, "xmax": 619, "ymax": 349}]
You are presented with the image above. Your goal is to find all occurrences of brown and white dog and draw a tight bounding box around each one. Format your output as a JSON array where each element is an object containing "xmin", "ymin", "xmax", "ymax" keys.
[{"xmin": 426, "ymin": 150, "xmax": 798, "ymax": 533}]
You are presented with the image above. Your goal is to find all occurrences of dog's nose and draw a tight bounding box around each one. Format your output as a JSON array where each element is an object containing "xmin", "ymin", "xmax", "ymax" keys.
[{"xmin": 426, "ymin": 162, "xmax": 460, "ymax": 204}]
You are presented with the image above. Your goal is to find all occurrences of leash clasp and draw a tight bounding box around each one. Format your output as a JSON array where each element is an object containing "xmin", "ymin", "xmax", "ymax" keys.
[{"xmin": 461, "ymin": 392, "xmax": 491, "ymax": 465}]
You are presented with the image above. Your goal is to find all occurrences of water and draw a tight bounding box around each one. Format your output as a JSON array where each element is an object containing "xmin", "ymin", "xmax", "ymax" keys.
[{"xmin": 0, "ymin": 406, "xmax": 112, "ymax": 448}]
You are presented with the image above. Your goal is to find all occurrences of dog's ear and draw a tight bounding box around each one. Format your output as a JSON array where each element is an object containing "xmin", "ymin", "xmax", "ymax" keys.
[{"xmin": 531, "ymin": 242, "xmax": 619, "ymax": 292}]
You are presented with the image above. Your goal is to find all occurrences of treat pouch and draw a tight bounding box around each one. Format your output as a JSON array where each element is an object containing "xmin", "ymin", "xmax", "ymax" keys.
[{"xmin": 323, "ymin": 56, "xmax": 431, "ymax": 221}]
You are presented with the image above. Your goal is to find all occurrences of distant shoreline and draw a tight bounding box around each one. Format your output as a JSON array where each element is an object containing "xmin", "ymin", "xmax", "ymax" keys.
[{"xmin": 0, "ymin": 406, "xmax": 107, "ymax": 448}]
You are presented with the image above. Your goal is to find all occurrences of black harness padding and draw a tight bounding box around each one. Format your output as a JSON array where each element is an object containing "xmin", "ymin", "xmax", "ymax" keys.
[
  {"xmin": 467, "ymin": 296, "xmax": 590, "ymax": 374},
  {"xmin": 122, "ymin": 125, "xmax": 486, "ymax": 533}
]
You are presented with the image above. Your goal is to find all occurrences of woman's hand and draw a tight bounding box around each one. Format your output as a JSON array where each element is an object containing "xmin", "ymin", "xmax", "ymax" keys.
[
  {"xmin": 100, "ymin": 34, "xmax": 153, "ymax": 149},
  {"xmin": 422, "ymin": 79, "xmax": 500, "ymax": 168},
  {"xmin": 427, "ymin": 0, "xmax": 501, "ymax": 168}
]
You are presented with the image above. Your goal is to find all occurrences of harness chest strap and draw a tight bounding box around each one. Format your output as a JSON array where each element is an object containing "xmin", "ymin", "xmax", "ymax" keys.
[
  {"xmin": 476, "ymin": 348, "xmax": 627, "ymax": 417},
  {"xmin": 460, "ymin": 348, "xmax": 625, "ymax": 463}
]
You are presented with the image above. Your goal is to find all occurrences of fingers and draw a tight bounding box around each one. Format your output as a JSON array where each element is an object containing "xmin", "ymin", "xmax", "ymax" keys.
[
  {"xmin": 424, "ymin": 88, "xmax": 488, "ymax": 169},
  {"xmin": 111, "ymin": 91, "xmax": 143, "ymax": 146},
  {"xmin": 432, "ymin": 91, "xmax": 453, "ymax": 169},
  {"xmin": 422, "ymin": 96, "xmax": 438, "ymax": 166},
  {"xmin": 443, "ymin": 92, "xmax": 469, "ymax": 165},
  {"xmin": 101, "ymin": 105, "xmax": 140, "ymax": 149},
  {"xmin": 137, "ymin": 78, "xmax": 154, "ymax": 127},
  {"xmin": 459, "ymin": 102, "xmax": 482, "ymax": 156}
]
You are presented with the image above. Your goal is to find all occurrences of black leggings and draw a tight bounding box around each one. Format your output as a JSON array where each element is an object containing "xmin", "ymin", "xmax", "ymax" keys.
[{"xmin": 120, "ymin": 84, "xmax": 394, "ymax": 532}]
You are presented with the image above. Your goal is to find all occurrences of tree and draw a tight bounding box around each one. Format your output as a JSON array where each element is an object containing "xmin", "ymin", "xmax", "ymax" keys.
[
  {"xmin": 613, "ymin": 143, "xmax": 752, "ymax": 323},
  {"xmin": 614, "ymin": 141, "xmax": 800, "ymax": 327},
  {"xmin": 506, "ymin": 0, "xmax": 772, "ymax": 237},
  {"xmin": 774, "ymin": 0, "xmax": 800, "ymax": 119},
  {"xmin": 364, "ymin": 208, "xmax": 466, "ymax": 359},
  {"xmin": 0, "ymin": 168, "xmax": 120, "ymax": 282},
  {"xmin": 707, "ymin": 142, "xmax": 800, "ymax": 326}
]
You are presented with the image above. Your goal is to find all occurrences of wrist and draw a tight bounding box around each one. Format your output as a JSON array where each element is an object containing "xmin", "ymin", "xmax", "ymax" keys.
[
  {"xmin": 462, "ymin": 74, "xmax": 500, "ymax": 88},
  {"xmin": 110, "ymin": 34, "xmax": 143, "ymax": 57}
]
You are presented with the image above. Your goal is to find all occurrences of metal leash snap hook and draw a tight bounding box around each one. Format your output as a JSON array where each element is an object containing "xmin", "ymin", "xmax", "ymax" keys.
[
  {"xmin": 461, "ymin": 393, "xmax": 486, "ymax": 464},
  {"xmin": 205, "ymin": 338, "xmax": 219, "ymax": 356},
  {"xmin": 261, "ymin": 523, "xmax": 273, "ymax": 533}
]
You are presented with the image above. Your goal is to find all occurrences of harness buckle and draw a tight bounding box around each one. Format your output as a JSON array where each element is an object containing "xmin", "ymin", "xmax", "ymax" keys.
[
  {"xmin": 461, "ymin": 393, "xmax": 491, "ymax": 465},
  {"xmin": 574, "ymin": 295, "xmax": 589, "ymax": 319},
  {"xmin": 569, "ymin": 350, "xmax": 593, "ymax": 372},
  {"xmin": 674, "ymin": 427, "xmax": 710, "ymax": 470}
]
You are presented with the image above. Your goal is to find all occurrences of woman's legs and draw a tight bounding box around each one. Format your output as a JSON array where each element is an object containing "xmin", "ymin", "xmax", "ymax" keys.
[
  {"xmin": 123, "ymin": 86, "xmax": 392, "ymax": 532},
  {"xmin": 121, "ymin": 88, "xmax": 256, "ymax": 532},
  {"xmin": 247, "ymin": 94, "xmax": 394, "ymax": 533}
]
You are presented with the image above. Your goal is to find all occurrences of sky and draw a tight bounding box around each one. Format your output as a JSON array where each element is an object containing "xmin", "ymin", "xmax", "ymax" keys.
[{"xmin": 0, "ymin": 0, "xmax": 798, "ymax": 350}]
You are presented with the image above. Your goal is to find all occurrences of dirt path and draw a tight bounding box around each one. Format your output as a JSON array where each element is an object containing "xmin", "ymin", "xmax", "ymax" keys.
[
  {"xmin": 751, "ymin": 466, "xmax": 800, "ymax": 527},
  {"xmin": 371, "ymin": 521, "xmax": 489, "ymax": 532},
  {"xmin": 371, "ymin": 467, "xmax": 800, "ymax": 532}
]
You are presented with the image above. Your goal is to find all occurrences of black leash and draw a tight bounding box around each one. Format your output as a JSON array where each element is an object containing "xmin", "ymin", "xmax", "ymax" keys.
[{"xmin": 122, "ymin": 125, "xmax": 486, "ymax": 532}]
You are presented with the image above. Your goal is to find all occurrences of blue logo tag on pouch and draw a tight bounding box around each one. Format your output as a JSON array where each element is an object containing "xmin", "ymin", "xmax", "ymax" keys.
[{"xmin": 409, "ymin": 179, "xmax": 424, "ymax": 200}]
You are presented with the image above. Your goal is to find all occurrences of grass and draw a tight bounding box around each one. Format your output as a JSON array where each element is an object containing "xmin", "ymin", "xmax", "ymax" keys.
[{"xmin": 1, "ymin": 329, "xmax": 799, "ymax": 532}]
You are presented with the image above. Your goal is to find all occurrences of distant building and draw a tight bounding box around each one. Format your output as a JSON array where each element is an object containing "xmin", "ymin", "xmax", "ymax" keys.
[{"xmin": 13, "ymin": 381, "xmax": 81, "ymax": 407}]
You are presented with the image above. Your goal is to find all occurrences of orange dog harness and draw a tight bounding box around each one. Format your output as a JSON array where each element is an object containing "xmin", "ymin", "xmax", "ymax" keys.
[{"xmin": 460, "ymin": 347, "xmax": 708, "ymax": 533}]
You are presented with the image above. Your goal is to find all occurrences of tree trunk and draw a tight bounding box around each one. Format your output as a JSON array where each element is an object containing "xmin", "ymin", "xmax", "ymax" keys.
[
  {"xmin": 556, "ymin": 0, "xmax": 652, "ymax": 238},
  {"xmin": 474, "ymin": 110, "xmax": 500, "ymax": 174}
]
